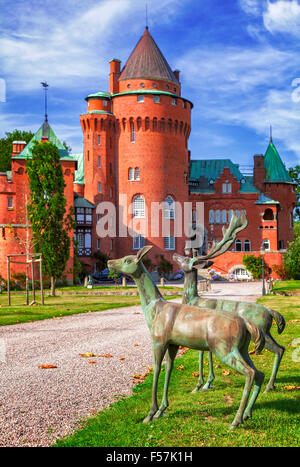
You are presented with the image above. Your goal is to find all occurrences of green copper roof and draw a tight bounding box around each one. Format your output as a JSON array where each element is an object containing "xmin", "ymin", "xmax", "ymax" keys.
[
  {"xmin": 264, "ymin": 141, "xmax": 293, "ymax": 183},
  {"xmin": 74, "ymin": 194, "xmax": 95, "ymax": 209},
  {"xmin": 73, "ymin": 153, "xmax": 85, "ymax": 185},
  {"xmin": 81, "ymin": 110, "xmax": 115, "ymax": 116},
  {"xmin": 13, "ymin": 120, "xmax": 74, "ymax": 161},
  {"xmin": 86, "ymin": 91, "xmax": 111, "ymax": 100},
  {"xmin": 255, "ymin": 193, "xmax": 280, "ymax": 205},
  {"xmin": 189, "ymin": 159, "xmax": 259, "ymax": 193}
]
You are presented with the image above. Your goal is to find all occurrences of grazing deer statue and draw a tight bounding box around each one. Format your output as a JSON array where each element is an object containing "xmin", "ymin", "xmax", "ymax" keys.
[
  {"xmin": 173, "ymin": 213, "xmax": 285, "ymax": 393},
  {"xmin": 108, "ymin": 245, "xmax": 265, "ymax": 430}
]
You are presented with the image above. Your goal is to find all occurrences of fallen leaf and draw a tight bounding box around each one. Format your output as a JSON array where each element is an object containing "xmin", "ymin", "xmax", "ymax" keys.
[
  {"xmin": 120, "ymin": 357, "xmax": 126, "ymax": 361},
  {"xmin": 88, "ymin": 361, "xmax": 96, "ymax": 364},
  {"xmin": 283, "ymin": 385, "xmax": 300, "ymax": 391},
  {"xmin": 223, "ymin": 394, "xmax": 233, "ymax": 405},
  {"xmin": 147, "ymin": 366, "xmax": 153, "ymax": 371},
  {"xmin": 215, "ymin": 364, "xmax": 221, "ymax": 368},
  {"xmin": 38, "ymin": 364, "xmax": 57, "ymax": 369},
  {"xmin": 134, "ymin": 344, "xmax": 139, "ymax": 347},
  {"xmin": 97, "ymin": 354, "xmax": 112, "ymax": 358},
  {"xmin": 79, "ymin": 353, "xmax": 95, "ymax": 358},
  {"xmin": 222, "ymin": 370, "xmax": 230, "ymax": 376},
  {"xmin": 204, "ymin": 361, "xmax": 209, "ymax": 365},
  {"xmin": 133, "ymin": 374, "xmax": 145, "ymax": 380},
  {"xmin": 177, "ymin": 364, "xmax": 184, "ymax": 370},
  {"xmin": 133, "ymin": 312, "xmax": 140, "ymax": 315},
  {"xmin": 192, "ymin": 372, "xmax": 199, "ymax": 378}
]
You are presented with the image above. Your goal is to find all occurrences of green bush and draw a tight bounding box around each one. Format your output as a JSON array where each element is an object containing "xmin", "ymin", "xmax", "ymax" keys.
[
  {"xmin": 242, "ymin": 255, "xmax": 266, "ymax": 280},
  {"xmin": 284, "ymin": 237, "xmax": 300, "ymax": 280}
]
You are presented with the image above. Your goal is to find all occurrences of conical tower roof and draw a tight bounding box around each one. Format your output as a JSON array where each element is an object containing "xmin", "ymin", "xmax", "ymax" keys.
[
  {"xmin": 264, "ymin": 141, "xmax": 293, "ymax": 183},
  {"xmin": 119, "ymin": 27, "xmax": 179, "ymax": 84}
]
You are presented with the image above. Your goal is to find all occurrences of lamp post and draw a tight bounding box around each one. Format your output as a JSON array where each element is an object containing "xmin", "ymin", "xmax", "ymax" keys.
[{"xmin": 260, "ymin": 244, "xmax": 266, "ymax": 296}]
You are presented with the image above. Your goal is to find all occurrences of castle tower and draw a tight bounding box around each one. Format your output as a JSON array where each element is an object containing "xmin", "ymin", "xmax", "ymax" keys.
[{"xmin": 111, "ymin": 27, "xmax": 193, "ymax": 263}]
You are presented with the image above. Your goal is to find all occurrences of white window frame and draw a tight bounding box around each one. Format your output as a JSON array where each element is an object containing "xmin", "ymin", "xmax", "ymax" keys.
[
  {"xmin": 137, "ymin": 95, "xmax": 144, "ymax": 103},
  {"xmin": 98, "ymin": 182, "xmax": 101, "ymax": 193},
  {"xmin": 244, "ymin": 239, "xmax": 251, "ymax": 252},
  {"xmin": 128, "ymin": 168, "xmax": 134, "ymax": 181},
  {"xmin": 133, "ymin": 235, "xmax": 146, "ymax": 250},
  {"xmin": 235, "ymin": 239, "xmax": 242, "ymax": 252},
  {"xmin": 130, "ymin": 122, "xmax": 135, "ymax": 142},
  {"xmin": 7, "ymin": 197, "xmax": 13, "ymax": 209},
  {"xmin": 133, "ymin": 195, "xmax": 145, "ymax": 218},
  {"xmin": 222, "ymin": 183, "xmax": 232, "ymax": 194},
  {"xmin": 164, "ymin": 196, "xmax": 175, "ymax": 219},
  {"xmin": 164, "ymin": 236, "xmax": 175, "ymax": 251},
  {"xmin": 135, "ymin": 167, "xmax": 140, "ymax": 180}
]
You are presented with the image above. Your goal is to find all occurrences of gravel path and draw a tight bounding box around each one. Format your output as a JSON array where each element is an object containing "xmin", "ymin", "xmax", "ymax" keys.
[{"xmin": 0, "ymin": 282, "xmax": 262, "ymax": 447}]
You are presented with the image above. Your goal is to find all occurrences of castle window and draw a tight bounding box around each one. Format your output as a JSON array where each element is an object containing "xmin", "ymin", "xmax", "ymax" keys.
[
  {"xmin": 133, "ymin": 194, "xmax": 145, "ymax": 218},
  {"xmin": 166, "ymin": 84, "xmax": 169, "ymax": 89},
  {"xmin": 235, "ymin": 209, "xmax": 241, "ymax": 218},
  {"xmin": 98, "ymin": 182, "xmax": 102, "ymax": 193},
  {"xmin": 152, "ymin": 83, "xmax": 157, "ymax": 88},
  {"xmin": 262, "ymin": 239, "xmax": 270, "ymax": 251},
  {"xmin": 215, "ymin": 210, "xmax": 221, "ymax": 224},
  {"xmin": 127, "ymin": 84, "xmax": 131, "ymax": 88},
  {"xmin": 135, "ymin": 167, "xmax": 140, "ymax": 180},
  {"xmin": 137, "ymin": 95, "xmax": 144, "ymax": 103},
  {"xmin": 172, "ymin": 98, "xmax": 177, "ymax": 106},
  {"xmin": 98, "ymin": 156, "xmax": 101, "ymax": 168},
  {"xmin": 110, "ymin": 187, "xmax": 113, "ymax": 198},
  {"xmin": 145, "ymin": 117, "xmax": 150, "ymax": 131},
  {"xmin": 128, "ymin": 168, "xmax": 134, "ymax": 181},
  {"xmin": 235, "ymin": 239, "xmax": 242, "ymax": 252},
  {"xmin": 222, "ymin": 209, "xmax": 227, "ymax": 224},
  {"xmin": 140, "ymin": 83, "xmax": 145, "ymax": 88},
  {"xmin": 222, "ymin": 182, "xmax": 232, "ymax": 193},
  {"xmin": 164, "ymin": 196, "xmax": 175, "ymax": 219},
  {"xmin": 97, "ymin": 239, "xmax": 100, "ymax": 250},
  {"xmin": 209, "ymin": 210, "xmax": 214, "ymax": 224},
  {"xmin": 137, "ymin": 117, "xmax": 142, "ymax": 130},
  {"xmin": 228, "ymin": 209, "xmax": 233, "ymax": 222},
  {"xmin": 263, "ymin": 208, "xmax": 274, "ymax": 221},
  {"xmin": 98, "ymin": 135, "xmax": 101, "ymax": 145},
  {"xmin": 110, "ymin": 163, "xmax": 112, "ymax": 175},
  {"xmin": 97, "ymin": 214, "xmax": 101, "ymax": 224},
  {"xmin": 130, "ymin": 122, "xmax": 135, "ymax": 142},
  {"xmin": 133, "ymin": 234, "xmax": 145, "ymax": 250},
  {"xmin": 7, "ymin": 197, "xmax": 13, "ymax": 209},
  {"xmin": 87, "ymin": 150, "xmax": 90, "ymax": 161},
  {"xmin": 164, "ymin": 236, "xmax": 175, "ymax": 250},
  {"xmin": 244, "ymin": 240, "xmax": 251, "ymax": 252},
  {"xmin": 153, "ymin": 96, "xmax": 160, "ymax": 103},
  {"xmin": 103, "ymin": 100, "xmax": 108, "ymax": 107}
]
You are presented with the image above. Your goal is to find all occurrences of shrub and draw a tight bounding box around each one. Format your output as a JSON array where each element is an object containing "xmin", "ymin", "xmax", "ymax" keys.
[
  {"xmin": 242, "ymin": 255, "xmax": 267, "ymax": 280},
  {"xmin": 283, "ymin": 237, "xmax": 300, "ymax": 280}
]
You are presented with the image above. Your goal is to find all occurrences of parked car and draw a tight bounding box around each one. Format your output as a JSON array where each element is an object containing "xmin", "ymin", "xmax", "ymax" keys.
[{"xmin": 92, "ymin": 268, "xmax": 112, "ymax": 282}]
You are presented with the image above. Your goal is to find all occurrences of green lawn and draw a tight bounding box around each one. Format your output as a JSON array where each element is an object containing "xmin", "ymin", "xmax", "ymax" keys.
[
  {"xmin": 273, "ymin": 280, "xmax": 300, "ymax": 293},
  {"xmin": 0, "ymin": 291, "xmax": 180, "ymax": 326},
  {"xmin": 54, "ymin": 295, "xmax": 300, "ymax": 447}
]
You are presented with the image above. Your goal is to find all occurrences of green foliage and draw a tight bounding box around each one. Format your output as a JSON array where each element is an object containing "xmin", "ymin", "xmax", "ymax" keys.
[
  {"xmin": 108, "ymin": 269, "xmax": 120, "ymax": 284},
  {"xmin": 283, "ymin": 237, "xmax": 300, "ymax": 280},
  {"xmin": 155, "ymin": 254, "xmax": 173, "ymax": 278},
  {"xmin": 0, "ymin": 130, "xmax": 34, "ymax": 172},
  {"xmin": 73, "ymin": 241, "xmax": 82, "ymax": 284},
  {"xmin": 93, "ymin": 250, "xmax": 110, "ymax": 272},
  {"xmin": 294, "ymin": 221, "xmax": 300, "ymax": 239},
  {"xmin": 289, "ymin": 165, "xmax": 300, "ymax": 221},
  {"xmin": 272, "ymin": 264, "xmax": 290, "ymax": 280},
  {"xmin": 26, "ymin": 141, "xmax": 75, "ymax": 295},
  {"xmin": 243, "ymin": 255, "xmax": 266, "ymax": 280}
]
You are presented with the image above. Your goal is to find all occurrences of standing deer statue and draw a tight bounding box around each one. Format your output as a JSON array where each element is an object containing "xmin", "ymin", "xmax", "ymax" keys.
[
  {"xmin": 173, "ymin": 212, "xmax": 285, "ymax": 393},
  {"xmin": 108, "ymin": 245, "xmax": 265, "ymax": 429}
]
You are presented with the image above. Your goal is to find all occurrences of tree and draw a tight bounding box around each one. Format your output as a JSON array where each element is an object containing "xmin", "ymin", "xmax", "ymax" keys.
[
  {"xmin": 94, "ymin": 250, "xmax": 110, "ymax": 272},
  {"xmin": 289, "ymin": 165, "xmax": 300, "ymax": 221},
  {"xmin": 283, "ymin": 237, "xmax": 300, "ymax": 280},
  {"xmin": 156, "ymin": 254, "xmax": 173, "ymax": 279},
  {"xmin": 26, "ymin": 141, "xmax": 74, "ymax": 296},
  {"xmin": 0, "ymin": 130, "xmax": 34, "ymax": 172},
  {"xmin": 243, "ymin": 255, "xmax": 267, "ymax": 280}
]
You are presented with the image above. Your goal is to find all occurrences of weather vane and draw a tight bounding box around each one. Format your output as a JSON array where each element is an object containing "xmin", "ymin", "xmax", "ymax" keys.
[{"xmin": 41, "ymin": 81, "xmax": 49, "ymax": 122}]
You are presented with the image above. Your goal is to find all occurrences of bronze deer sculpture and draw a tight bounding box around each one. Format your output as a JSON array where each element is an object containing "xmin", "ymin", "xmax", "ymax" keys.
[
  {"xmin": 173, "ymin": 213, "xmax": 285, "ymax": 393},
  {"xmin": 108, "ymin": 246, "xmax": 265, "ymax": 430}
]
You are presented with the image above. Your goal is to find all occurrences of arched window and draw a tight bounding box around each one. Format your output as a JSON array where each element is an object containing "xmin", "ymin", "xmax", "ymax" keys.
[
  {"xmin": 209, "ymin": 210, "xmax": 214, "ymax": 224},
  {"xmin": 262, "ymin": 239, "xmax": 270, "ymax": 251},
  {"xmin": 135, "ymin": 167, "xmax": 140, "ymax": 180},
  {"xmin": 137, "ymin": 117, "xmax": 142, "ymax": 131},
  {"xmin": 235, "ymin": 239, "xmax": 242, "ymax": 252},
  {"xmin": 153, "ymin": 118, "xmax": 157, "ymax": 131},
  {"xmin": 244, "ymin": 240, "xmax": 251, "ymax": 252},
  {"xmin": 133, "ymin": 195, "xmax": 145, "ymax": 218},
  {"xmin": 130, "ymin": 121, "xmax": 135, "ymax": 142},
  {"xmin": 128, "ymin": 168, "xmax": 134, "ymax": 181},
  {"xmin": 145, "ymin": 117, "xmax": 150, "ymax": 131},
  {"xmin": 222, "ymin": 209, "xmax": 227, "ymax": 224},
  {"xmin": 165, "ymin": 196, "xmax": 175, "ymax": 219},
  {"xmin": 263, "ymin": 208, "xmax": 274, "ymax": 221}
]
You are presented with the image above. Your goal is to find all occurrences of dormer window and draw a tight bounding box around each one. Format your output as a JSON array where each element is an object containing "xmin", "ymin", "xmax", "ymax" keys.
[{"xmin": 222, "ymin": 182, "xmax": 232, "ymax": 193}]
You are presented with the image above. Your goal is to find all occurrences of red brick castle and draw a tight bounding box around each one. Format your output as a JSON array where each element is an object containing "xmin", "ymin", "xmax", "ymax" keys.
[{"xmin": 0, "ymin": 27, "xmax": 296, "ymax": 282}]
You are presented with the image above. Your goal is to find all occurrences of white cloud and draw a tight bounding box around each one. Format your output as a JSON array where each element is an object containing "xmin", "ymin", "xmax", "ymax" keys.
[
  {"xmin": 239, "ymin": 0, "xmax": 263, "ymax": 15},
  {"xmin": 263, "ymin": 0, "xmax": 300, "ymax": 37}
]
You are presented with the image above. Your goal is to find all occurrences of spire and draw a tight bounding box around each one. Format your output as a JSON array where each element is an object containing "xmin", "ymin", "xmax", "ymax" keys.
[
  {"xmin": 119, "ymin": 28, "xmax": 179, "ymax": 84},
  {"xmin": 270, "ymin": 124, "xmax": 273, "ymax": 144},
  {"xmin": 264, "ymin": 140, "xmax": 292, "ymax": 183},
  {"xmin": 41, "ymin": 82, "xmax": 50, "ymax": 139}
]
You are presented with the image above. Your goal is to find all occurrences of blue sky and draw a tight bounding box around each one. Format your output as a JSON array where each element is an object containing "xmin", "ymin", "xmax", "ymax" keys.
[{"xmin": 1, "ymin": 0, "xmax": 300, "ymax": 170}]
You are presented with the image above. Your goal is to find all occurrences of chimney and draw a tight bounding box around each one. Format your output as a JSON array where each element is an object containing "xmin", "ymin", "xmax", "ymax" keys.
[
  {"xmin": 109, "ymin": 59, "xmax": 121, "ymax": 94},
  {"xmin": 253, "ymin": 154, "xmax": 266, "ymax": 192},
  {"xmin": 12, "ymin": 141, "xmax": 26, "ymax": 157},
  {"xmin": 173, "ymin": 69, "xmax": 180, "ymax": 82}
]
